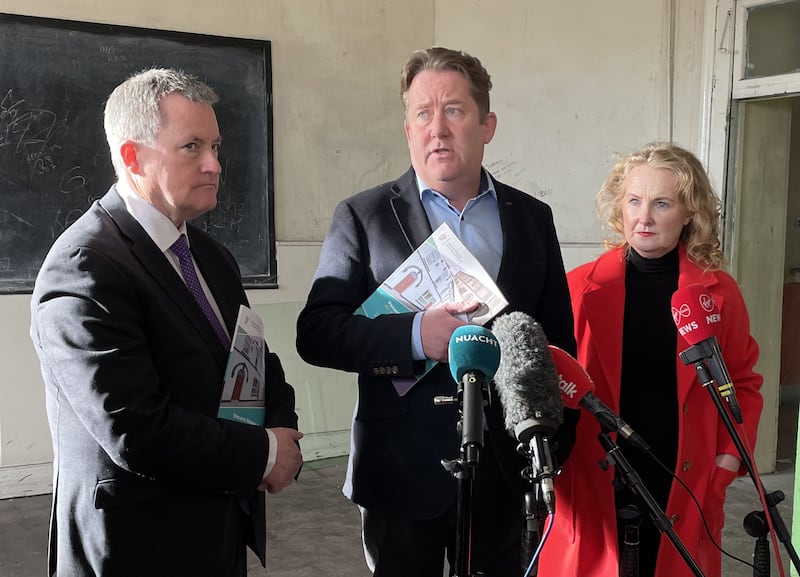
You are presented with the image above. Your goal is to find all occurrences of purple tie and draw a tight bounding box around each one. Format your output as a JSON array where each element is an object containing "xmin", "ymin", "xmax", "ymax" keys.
[{"xmin": 170, "ymin": 234, "xmax": 231, "ymax": 349}]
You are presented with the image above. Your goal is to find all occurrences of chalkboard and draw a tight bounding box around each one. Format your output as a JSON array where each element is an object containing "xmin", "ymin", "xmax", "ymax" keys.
[{"xmin": 0, "ymin": 13, "xmax": 276, "ymax": 292}]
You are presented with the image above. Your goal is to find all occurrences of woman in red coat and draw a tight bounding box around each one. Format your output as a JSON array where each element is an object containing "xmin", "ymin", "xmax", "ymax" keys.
[{"xmin": 539, "ymin": 142, "xmax": 763, "ymax": 577}]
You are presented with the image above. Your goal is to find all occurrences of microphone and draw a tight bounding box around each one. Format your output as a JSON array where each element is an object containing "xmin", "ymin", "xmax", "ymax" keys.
[
  {"xmin": 448, "ymin": 325, "xmax": 501, "ymax": 454},
  {"xmin": 548, "ymin": 344, "xmax": 650, "ymax": 452},
  {"xmin": 671, "ymin": 284, "xmax": 743, "ymax": 424},
  {"xmin": 448, "ymin": 324, "xmax": 501, "ymax": 383},
  {"xmin": 492, "ymin": 311, "xmax": 562, "ymax": 514},
  {"xmin": 492, "ymin": 312, "xmax": 563, "ymax": 442}
]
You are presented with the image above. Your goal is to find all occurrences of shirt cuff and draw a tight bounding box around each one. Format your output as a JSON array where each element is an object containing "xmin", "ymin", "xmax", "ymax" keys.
[
  {"xmin": 412, "ymin": 311, "xmax": 425, "ymax": 360},
  {"xmin": 263, "ymin": 428, "xmax": 277, "ymax": 478}
]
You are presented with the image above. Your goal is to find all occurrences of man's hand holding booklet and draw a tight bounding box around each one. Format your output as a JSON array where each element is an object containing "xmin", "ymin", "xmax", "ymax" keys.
[{"xmin": 354, "ymin": 222, "xmax": 508, "ymax": 396}]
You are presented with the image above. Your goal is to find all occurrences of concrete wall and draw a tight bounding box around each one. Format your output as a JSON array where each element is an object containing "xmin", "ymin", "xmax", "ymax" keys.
[
  {"xmin": 0, "ymin": 0, "xmax": 727, "ymax": 497},
  {"xmin": 0, "ymin": 0, "xmax": 431, "ymax": 496}
]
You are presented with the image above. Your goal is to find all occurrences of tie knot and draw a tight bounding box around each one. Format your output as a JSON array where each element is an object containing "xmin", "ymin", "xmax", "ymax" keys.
[{"xmin": 170, "ymin": 234, "xmax": 191, "ymax": 261}]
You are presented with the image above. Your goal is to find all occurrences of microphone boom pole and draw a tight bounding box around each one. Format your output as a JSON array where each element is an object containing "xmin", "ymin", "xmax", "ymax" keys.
[
  {"xmin": 673, "ymin": 283, "xmax": 800, "ymax": 572},
  {"xmin": 597, "ymin": 431, "xmax": 707, "ymax": 577},
  {"xmin": 680, "ymin": 354, "xmax": 800, "ymax": 572}
]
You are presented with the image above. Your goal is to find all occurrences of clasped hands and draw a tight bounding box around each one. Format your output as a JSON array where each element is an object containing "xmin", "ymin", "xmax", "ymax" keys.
[{"xmin": 259, "ymin": 427, "xmax": 304, "ymax": 494}]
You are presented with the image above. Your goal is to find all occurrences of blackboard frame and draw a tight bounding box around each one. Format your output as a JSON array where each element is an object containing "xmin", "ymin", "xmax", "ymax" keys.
[{"xmin": 0, "ymin": 13, "xmax": 277, "ymax": 293}]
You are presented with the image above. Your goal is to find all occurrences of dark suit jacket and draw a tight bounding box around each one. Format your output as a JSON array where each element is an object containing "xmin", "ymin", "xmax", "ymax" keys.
[
  {"xmin": 296, "ymin": 168, "xmax": 576, "ymax": 519},
  {"xmin": 30, "ymin": 186, "xmax": 298, "ymax": 577}
]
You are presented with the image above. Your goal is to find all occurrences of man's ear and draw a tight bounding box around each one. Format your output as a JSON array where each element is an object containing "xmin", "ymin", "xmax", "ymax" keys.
[{"xmin": 120, "ymin": 141, "xmax": 141, "ymax": 173}]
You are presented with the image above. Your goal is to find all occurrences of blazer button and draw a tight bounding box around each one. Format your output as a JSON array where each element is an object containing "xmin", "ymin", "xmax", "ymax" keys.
[
  {"xmin": 669, "ymin": 513, "xmax": 680, "ymax": 525},
  {"xmin": 683, "ymin": 403, "xmax": 689, "ymax": 414},
  {"xmin": 681, "ymin": 461, "xmax": 691, "ymax": 472}
]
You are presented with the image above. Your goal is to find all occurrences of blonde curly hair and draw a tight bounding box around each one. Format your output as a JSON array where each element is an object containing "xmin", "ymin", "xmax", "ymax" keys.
[{"xmin": 596, "ymin": 142, "xmax": 725, "ymax": 271}]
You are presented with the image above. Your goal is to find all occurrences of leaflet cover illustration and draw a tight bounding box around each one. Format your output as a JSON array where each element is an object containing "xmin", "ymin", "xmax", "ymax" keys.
[
  {"xmin": 355, "ymin": 222, "xmax": 508, "ymax": 396},
  {"xmin": 219, "ymin": 305, "xmax": 266, "ymax": 426}
]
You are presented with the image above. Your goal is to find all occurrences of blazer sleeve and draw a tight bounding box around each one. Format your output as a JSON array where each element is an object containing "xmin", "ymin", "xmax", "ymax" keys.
[{"xmin": 296, "ymin": 198, "xmax": 419, "ymax": 377}]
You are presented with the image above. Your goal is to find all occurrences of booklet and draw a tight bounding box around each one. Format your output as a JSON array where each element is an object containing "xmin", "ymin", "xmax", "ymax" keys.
[
  {"xmin": 355, "ymin": 222, "xmax": 508, "ymax": 396},
  {"xmin": 218, "ymin": 305, "xmax": 266, "ymax": 426}
]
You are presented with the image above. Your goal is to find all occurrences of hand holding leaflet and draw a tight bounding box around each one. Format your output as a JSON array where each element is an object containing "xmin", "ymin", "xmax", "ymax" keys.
[{"xmin": 355, "ymin": 222, "xmax": 508, "ymax": 396}]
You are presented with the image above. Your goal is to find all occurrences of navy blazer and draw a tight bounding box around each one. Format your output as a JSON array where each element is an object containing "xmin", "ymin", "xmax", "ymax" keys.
[
  {"xmin": 30, "ymin": 186, "xmax": 298, "ymax": 576},
  {"xmin": 297, "ymin": 168, "xmax": 576, "ymax": 519}
]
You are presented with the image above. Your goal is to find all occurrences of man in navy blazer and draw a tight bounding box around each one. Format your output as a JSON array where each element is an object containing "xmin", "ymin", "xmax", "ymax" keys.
[
  {"xmin": 296, "ymin": 47, "xmax": 577, "ymax": 576},
  {"xmin": 30, "ymin": 68, "xmax": 303, "ymax": 577}
]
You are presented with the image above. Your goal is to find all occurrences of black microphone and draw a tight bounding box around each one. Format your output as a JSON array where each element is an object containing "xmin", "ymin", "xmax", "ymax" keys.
[
  {"xmin": 492, "ymin": 311, "xmax": 563, "ymax": 513},
  {"xmin": 672, "ymin": 284, "xmax": 744, "ymax": 424}
]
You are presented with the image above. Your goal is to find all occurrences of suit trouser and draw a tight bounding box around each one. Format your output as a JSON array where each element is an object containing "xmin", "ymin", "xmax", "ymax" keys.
[{"xmin": 359, "ymin": 442, "xmax": 524, "ymax": 577}]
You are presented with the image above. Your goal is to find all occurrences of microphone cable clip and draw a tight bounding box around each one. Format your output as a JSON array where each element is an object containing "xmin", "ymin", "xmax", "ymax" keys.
[
  {"xmin": 516, "ymin": 440, "xmax": 562, "ymax": 486},
  {"xmin": 516, "ymin": 434, "xmax": 561, "ymax": 517}
]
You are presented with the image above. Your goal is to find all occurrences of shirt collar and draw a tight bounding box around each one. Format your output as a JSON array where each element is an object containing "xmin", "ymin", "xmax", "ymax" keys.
[
  {"xmin": 115, "ymin": 180, "xmax": 188, "ymax": 251},
  {"xmin": 416, "ymin": 168, "xmax": 497, "ymax": 202}
]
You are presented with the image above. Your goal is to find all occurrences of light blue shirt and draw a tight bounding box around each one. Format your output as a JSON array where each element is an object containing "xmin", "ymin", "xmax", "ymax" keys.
[{"xmin": 411, "ymin": 169, "xmax": 503, "ymax": 360}]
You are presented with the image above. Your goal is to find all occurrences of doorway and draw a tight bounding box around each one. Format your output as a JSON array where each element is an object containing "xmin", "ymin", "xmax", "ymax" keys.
[
  {"xmin": 725, "ymin": 95, "xmax": 800, "ymax": 473},
  {"xmin": 706, "ymin": 0, "xmax": 800, "ymax": 474}
]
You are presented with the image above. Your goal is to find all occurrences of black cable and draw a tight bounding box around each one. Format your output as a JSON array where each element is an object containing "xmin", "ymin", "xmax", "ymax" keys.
[{"xmin": 643, "ymin": 448, "xmax": 755, "ymax": 571}]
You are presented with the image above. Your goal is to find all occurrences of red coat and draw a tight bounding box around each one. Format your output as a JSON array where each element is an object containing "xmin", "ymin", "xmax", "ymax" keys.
[{"xmin": 539, "ymin": 246, "xmax": 763, "ymax": 577}]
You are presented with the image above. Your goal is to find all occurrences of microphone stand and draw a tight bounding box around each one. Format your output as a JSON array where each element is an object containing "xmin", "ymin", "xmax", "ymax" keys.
[
  {"xmin": 597, "ymin": 430, "xmax": 707, "ymax": 577},
  {"xmin": 437, "ymin": 371, "xmax": 489, "ymax": 577},
  {"xmin": 679, "ymin": 350, "xmax": 800, "ymax": 573},
  {"xmin": 743, "ymin": 511, "xmax": 771, "ymax": 577},
  {"xmin": 518, "ymin": 430, "xmax": 557, "ymax": 574}
]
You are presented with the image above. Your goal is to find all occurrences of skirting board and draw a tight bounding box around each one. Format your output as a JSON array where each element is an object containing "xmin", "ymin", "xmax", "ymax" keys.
[
  {"xmin": 0, "ymin": 462, "xmax": 52, "ymax": 499},
  {"xmin": 0, "ymin": 430, "xmax": 351, "ymax": 500}
]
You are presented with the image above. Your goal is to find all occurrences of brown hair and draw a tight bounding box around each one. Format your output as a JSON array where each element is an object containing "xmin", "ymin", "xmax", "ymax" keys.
[{"xmin": 400, "ymin": 47, "xmax": 492, "ymax": 120}]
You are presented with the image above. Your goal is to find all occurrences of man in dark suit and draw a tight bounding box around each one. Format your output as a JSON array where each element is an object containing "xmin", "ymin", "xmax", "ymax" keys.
[
  {"xmin": 296, "ymin": 47, "xmax": 577, "ymax": 576},
  {"xmin": 29, "ymin": 68, "xmax": 303, "ymax": 577}
]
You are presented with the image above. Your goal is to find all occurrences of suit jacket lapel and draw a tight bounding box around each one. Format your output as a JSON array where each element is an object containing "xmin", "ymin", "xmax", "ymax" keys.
[
  {"xmin": 98, "ymin": 187, "xmax": 229, "ymax": 361},
  {"xmin": 389, "ymin": 168, "xmax": 433, "ymax": 252},
  {"xmin": 395, "ymin": 173, "xmax": 521, "ymax": 297},
  {"xmin": 494, "ymin": 182, "xmax": 523, "ymax": 292}
]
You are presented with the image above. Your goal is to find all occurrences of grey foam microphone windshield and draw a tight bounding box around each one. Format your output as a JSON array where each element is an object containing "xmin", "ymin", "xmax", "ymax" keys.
[
  {"xmin": 493, "ymin": 311, "xmax": 563, "ymax": 515},
  {"xmin": 492, "ymin": 311, "xmax": 564, "ymax": 444}
]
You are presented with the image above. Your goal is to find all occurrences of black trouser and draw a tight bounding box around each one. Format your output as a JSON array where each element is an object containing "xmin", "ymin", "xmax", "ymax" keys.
[{"xmin": 360, "ymin": 443, "xmax": 524, "ymax": 577}]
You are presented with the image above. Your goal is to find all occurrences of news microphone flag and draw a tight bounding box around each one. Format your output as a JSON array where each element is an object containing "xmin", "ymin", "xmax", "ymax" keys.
[
  {"xmin": 549, "ymin": 344, "xmax": 649, "ymax": 452},
  {"xmin": 448, "ymin": 324, "xmax": 501, "ymax": 383},
  {"xmin": 671, "ymin": 284, "xmax": 743, "ymax": 423}
]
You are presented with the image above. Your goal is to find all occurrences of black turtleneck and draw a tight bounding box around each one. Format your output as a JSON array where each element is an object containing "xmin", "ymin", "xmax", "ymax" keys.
[{"xmin": 615, "ymin": 245, "xmax": 680, "ymax": 577}]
